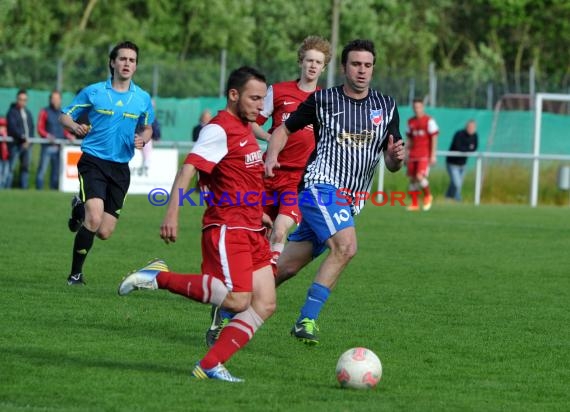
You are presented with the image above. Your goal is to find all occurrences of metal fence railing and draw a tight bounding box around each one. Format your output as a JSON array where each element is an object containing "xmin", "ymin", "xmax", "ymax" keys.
[
  {"xmin": 376, "ymin": 150, "xmax": 570, "ymax": 208},
  {"xmin": 4, "ymin": 137, "xmax": 570, "ymax": 207}
]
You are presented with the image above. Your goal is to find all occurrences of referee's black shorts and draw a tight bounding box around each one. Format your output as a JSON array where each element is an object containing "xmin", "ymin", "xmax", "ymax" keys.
[{"xmin": 77, "ymin": 152, "xmax": 130, "ymax": 218}]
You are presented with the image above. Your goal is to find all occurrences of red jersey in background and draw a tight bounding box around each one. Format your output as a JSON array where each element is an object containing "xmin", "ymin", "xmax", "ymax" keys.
[
  {"xmin": 257, "ymin": 80, "xmax": 317, "ymax": 170},
  {"xmin": 406, "ymin": 115, "xmax": 439, "ymax": 160}
]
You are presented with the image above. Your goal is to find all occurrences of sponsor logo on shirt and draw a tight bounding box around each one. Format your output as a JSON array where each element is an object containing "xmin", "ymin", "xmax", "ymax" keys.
[
  {"xmin": 336, "ymin": 130, "xmax": 376, "ymax": 148},
  {"xmin": 245, "ymin": 150, "xmax": 263, "ymax": 167},
  {"xmin": 411, "ymin": 129, "xmax": 427, "ymax": 136}
]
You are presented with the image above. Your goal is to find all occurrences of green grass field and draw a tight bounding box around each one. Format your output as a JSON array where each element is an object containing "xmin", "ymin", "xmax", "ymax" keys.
[{"xmin": 1, "ymin": 191, "xmax": 569, "ymax": 411}]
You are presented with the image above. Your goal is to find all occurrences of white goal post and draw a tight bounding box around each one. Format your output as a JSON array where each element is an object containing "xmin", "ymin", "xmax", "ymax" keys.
[{"xmin": 531, "ymin": 93, "xmax": 570, "ymax": 207}]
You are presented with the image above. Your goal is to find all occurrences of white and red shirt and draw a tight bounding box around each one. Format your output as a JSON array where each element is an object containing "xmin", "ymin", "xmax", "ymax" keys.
[
  {"xmin": 257, "ymin": 80, "xmax": 317, "ymax": 169},
  {"xmin": 406, "ymin": 115, "xmax": 439, "ymax": 159},
  {"xmin": 185, "ymin": 110, "xmax": 264, "ymax": 230}
]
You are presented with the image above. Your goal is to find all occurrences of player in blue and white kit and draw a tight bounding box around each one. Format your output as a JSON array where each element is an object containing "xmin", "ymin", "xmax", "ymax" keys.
[
  {"xmin": 265, "ymin": 39, "xmax": 406, "ymax": 344},
  {"xmin": 59, "ymin": 40, "xmax": 155, "ymax": 286}
]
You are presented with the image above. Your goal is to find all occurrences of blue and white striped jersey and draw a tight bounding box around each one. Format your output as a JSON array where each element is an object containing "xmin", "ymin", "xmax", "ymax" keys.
[{"xmin": 285, "ymin": 85, "xmax": 401, "ymax": 215}]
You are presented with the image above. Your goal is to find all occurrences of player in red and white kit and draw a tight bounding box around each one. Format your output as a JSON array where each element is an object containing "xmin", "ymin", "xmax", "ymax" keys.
[
  {"xmin": 203, "ymin": 37, "xmax": 332, "ymax": 349},
  {"xmin": 118, "ymin": 67, "xmax": 274, "ymax": 382},
  {"xmin": 405, "ymin": 99, "xmax": 439, "ymax": 211},
  {"xmin": 253, "ymin": 35, "xmax": 331, "ymax": 264}
]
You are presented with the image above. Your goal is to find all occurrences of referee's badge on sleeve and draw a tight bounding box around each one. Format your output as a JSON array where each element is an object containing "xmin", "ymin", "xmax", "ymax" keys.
[{"xmin": 370, "ymin": 109, "xmax": 383, "ymax": 126}]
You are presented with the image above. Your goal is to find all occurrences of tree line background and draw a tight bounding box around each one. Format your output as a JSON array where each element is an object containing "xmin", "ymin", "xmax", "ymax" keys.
[{"xmin": 0, "ymin": 0, "xmax": 569, "ymax": 107}]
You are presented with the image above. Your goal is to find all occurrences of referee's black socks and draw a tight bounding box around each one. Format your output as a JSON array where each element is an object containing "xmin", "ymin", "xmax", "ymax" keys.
[{"xmin": 71, "ymin": 226, "xmax": 96, "ymax": 275}]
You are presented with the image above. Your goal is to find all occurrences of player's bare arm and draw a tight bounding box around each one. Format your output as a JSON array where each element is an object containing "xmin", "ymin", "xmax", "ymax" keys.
[
  {"xmin": 262, "ymin": 212, "xmax": 273, "ymax": 229},
  {"xmin": 384, "ymin": 135, "xmax": 405, "ymax": 172},
  {"xmin": 59, "ymin": 113, "xmax": 90, "ymax": 137},
  {"xmin": 430, "ymin": 134, "xmax": 438, "ymax": 165},
  {"xmin": 252, "ymin": 122, "xmax": 271, "ymax": 142},
  {"xmin": 160, "ymin": 163, "xmax": 196, "ymax": 244},
  {"xmin": 134, "ymin": 124, "xmax": 153, "ymax": 149},
  {"xmin": 264, "ymin": 124, "xmax": 291, "ymax": 177}
]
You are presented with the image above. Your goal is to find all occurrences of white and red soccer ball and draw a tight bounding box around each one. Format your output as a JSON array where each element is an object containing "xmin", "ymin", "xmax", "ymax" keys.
[{"xmin": 335, "ymin": 347, "xmax": 382, "ymax": 389}]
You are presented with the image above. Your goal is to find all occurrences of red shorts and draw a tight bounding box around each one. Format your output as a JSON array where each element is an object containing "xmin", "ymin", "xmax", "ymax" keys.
[
  {"xmin": 201, "ymin": 225, "xmax": 272, "ymax": 292},
  {"xmin": 407, "ymin": 158, "xmax": 430, "ymax": 178},
  {"xmin": 263, "ymin": 168, "xmax": 303, "ymax": 223}
]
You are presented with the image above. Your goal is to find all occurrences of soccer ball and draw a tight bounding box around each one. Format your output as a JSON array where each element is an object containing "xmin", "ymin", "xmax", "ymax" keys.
[{"xmin": 335, "ymin": 347, "xmax": 382, "ymax": 389}]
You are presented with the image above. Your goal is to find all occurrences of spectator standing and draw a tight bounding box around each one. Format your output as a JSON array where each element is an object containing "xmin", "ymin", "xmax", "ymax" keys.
[
  {"xmin": 36, "ymin": 90, "xmax": 74, "ymax": 190},
  {"xmin": 192, "ymin": 109, "xmax": 212, "ymax": 142},
  {"xmin": 0, "ymin": 117, "xmax": 9, "ymax": 188},
  {"xmin": 445, "ymin": 120, "xmax": 478, "ymax": 202},
  {"xmin": 6, "ymin": 89, "xmax": 34, "ymax": 189}
]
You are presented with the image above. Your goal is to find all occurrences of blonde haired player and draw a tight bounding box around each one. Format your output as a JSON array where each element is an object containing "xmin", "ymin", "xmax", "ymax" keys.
[{"xmin": 255, "ymin": 35, "xmax": 332, "ymax": 264}]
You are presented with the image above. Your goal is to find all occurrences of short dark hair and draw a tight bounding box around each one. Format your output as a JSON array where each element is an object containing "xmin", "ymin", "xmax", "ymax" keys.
[
  {"xmin": 412, "ymin": 98, "xmax": 424, "ymax": 105},
  {"xmin": 341, "ymin": 39, "xmax": 376, "ymax": 67},
  {"xmin": 49, "ymin": 90, "xmax": 61, "ymax": 102},
  {"xmin": 17, "ymin": 89, "xmax": 27, "ymax": 96},
  {"xmin": 225, "ymin": 66, "xmax": 266, "ymax": 97},
  {"xmin": 108, "ymin": 41, "xmax": 139, "ymax": 77}
]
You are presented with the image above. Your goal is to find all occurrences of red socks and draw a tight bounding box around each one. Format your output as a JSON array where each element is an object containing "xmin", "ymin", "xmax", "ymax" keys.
[
  {"xmin": 156, "ymin": 271, "xmax": 228, "ymax": 306},
  {"xmin": 200, "ymin": 307, "xmax": 263, "ymax": 369},
  {"xmin": 156, "ymin": 272, "xmax": 266, "ymax": 369}
]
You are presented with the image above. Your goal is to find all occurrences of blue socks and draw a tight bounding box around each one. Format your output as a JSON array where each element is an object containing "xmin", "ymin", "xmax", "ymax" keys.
[
  {"xmin": 220, "ymin": 308, "xmax": 235, "ymax": 320},
  {"xmin": 298, "ymin": 282, "xmax": 331, "ymax": 322},
  {"xmin": 218, "ymin": 282, "xmax": 331, "ymax": 324}
]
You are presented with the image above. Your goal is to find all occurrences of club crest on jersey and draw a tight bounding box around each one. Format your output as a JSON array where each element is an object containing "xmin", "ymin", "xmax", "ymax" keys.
[{"xmin": 370, "ymin": 109, "xmax": 383, "ymax": 126}]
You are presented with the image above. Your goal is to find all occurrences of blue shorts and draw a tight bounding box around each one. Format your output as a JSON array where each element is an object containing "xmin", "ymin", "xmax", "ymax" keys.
[{"xmin": 288, "ymin": 184, "xmax": 354, "ymax": 257}]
